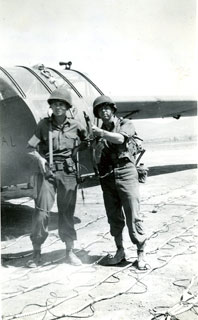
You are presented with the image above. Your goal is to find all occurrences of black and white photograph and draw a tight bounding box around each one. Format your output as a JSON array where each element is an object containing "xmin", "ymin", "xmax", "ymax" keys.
[{"xmin": 1, "ymin": 0, "xmax": 197, "ymax": 319}]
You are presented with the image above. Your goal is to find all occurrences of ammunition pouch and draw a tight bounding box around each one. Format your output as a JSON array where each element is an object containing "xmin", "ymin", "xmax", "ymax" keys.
[
  {"xmin": 54, "ymin": 162, "xmax": 64, "ymax": 171},
  {"xmin": 63, "ymin": 157, "xmax": 76, "ymax": 174},
  {"xmin": 52, "ymin": 158, "xmax": 76, "ymax": 174},
  {"xmin": 44, "ymin": 157, "xmax": 76, "ymax": 178}
]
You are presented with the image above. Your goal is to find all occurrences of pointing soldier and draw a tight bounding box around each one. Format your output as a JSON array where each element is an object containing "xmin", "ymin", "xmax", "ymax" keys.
[
  {"xmin": 91, "ymin": 95, "xmax": 147, "ymax": 269},
  {"xmin": 27, "ymin": 87, "xmax": 87, "ymax": 267}
]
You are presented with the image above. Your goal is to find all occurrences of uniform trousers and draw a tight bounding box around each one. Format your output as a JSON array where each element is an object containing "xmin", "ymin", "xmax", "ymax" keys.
[
  {"xmin": 100, "ymin": 161, "xmax": 146, "ymax": 247},
  {"xmin": 30, "ymin": 170, "xmax": 77, "ymax": 249}
]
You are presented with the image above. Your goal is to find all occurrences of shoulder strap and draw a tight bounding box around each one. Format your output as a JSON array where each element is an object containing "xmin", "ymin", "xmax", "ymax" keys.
[{"xmin": 48, "ymin": 119, "xmax": 53, "ymax": 170}]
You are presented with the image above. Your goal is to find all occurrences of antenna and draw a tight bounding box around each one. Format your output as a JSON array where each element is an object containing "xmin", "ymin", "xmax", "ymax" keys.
[{"xmin": 59, "ymin": 61, "xmax": 72, "ymax": 70}]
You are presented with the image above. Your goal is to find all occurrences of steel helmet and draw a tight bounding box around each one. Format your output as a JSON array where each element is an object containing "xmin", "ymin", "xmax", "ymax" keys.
[
  {"xmin": 93, "ymin": 95, "xmax": 117, "ymax": 118},
  {"xmin": 47, "ymin": 87, "xmax": 72, "ymax": 108}
]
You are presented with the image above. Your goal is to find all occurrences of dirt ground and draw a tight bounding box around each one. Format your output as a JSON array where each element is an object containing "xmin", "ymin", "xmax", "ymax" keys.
[{"xmin": 1, "ymin": 141, "xmax": 198, "ymax": 320}]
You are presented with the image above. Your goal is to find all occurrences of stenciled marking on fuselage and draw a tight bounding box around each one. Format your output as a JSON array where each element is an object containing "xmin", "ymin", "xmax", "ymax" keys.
[{"xmin": 1, "ymin": 136, "xmax": 16, "ymax": 147}]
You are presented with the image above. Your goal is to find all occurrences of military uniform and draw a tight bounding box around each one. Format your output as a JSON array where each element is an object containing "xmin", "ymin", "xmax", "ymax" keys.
[
  {"xmin": 97, "ymin": 116, "xmax": 146, "ymax": 249},
  {"xmin": 30, "ymin": 115, "xmax": 87, "ymax": 250}
]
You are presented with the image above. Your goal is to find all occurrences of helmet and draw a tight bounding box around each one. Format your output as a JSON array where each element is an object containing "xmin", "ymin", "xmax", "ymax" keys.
[
  {"xmin": 47, "ymin": 87, "xmax": 72, "ymax": 108},
  {"xmin": 93, "ymin": 95, "xmax": 117, "ymax": 118}
]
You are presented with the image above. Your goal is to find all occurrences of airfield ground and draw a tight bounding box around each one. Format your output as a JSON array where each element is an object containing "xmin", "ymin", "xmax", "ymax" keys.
[{"xmin": 1, "ymin": 141, "xmax": 198, "ymax": 320}]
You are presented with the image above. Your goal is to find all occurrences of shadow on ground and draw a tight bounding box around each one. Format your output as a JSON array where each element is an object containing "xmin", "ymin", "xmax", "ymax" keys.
[
  {"xmin": 2, "ymin": 247, "xmax": 136, "ymax": 270},
  {"xmin": 1, "ymin": 163, "xmax": 196, "ymax": 241},
  {"xmin": 148, "ymin": 163, "xmax": 197, "ymax": 176},
  {"xmin": 79, "ymin": 163, "xmax": 197, "ymax": 188},
  {"xmin": 1, "ymin": 204, "xmax": 81, "ymax": 241},
  {"xmin": 1, "ymin": 248, "xmax": 102, "ymax": 268}
]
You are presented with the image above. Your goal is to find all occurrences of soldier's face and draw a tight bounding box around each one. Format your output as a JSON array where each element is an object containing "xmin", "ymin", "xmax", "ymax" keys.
[
  {"xmin": 51, "ymin": 100, "xmax": 68, "ymax": 116},
  {"xmin": 98, "ymin": 105, "xmax": 114, "ymax": 121}
]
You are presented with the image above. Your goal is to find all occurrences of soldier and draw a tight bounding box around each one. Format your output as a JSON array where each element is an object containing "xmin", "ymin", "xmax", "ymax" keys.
[
  {"xmin": 92, "ymin": 95, "xmax": 147, "ymax": 270},
  {"xmin": 27, "ymin": 87, "xmax": 87, "ymax": 267}
]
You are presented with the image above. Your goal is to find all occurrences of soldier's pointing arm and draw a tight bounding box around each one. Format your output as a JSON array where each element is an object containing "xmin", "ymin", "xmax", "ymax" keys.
[{"xmin": 92, "ymin": 124, "xmax": 124, "ymax": 144}]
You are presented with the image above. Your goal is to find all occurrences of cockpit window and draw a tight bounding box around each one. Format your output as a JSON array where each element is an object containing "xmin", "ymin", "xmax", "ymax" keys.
[
  {"xmin": 30, "ymin": 67, "xmax": 102, "ymax": 120},
  {"xmin": 0, "ymin": 70, "xmax": 19, "ymax": 100},
  {"xmin": 63, "ymin": 70, "xmax": 100, "ymax": 103},
  {"xmin": 37, "ymin": 68, "xmax": 79, "ymax": 95},
  {"xmin": 6, "ymin": 68, "xmax": 49, "ymax": 97},
  {"xmin": 61, "ymin": 70, "xmax": 102, "ymax": 118}
]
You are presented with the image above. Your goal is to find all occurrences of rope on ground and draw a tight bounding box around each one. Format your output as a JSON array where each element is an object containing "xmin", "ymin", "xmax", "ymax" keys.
[
  {"xmin": 2, "ymin": 280, "xmax": 59, "ymax": 300},
  {"xmin": 148, "ymin": 276, "xmax": 198, "ymax": 320},
  {"xmin": 38, "ymin": 246, "xmax": 196, "ymax": 320},
  {"xmin": 141, "ymin": 181, "xmax": 197, "ymax": 204},
  {"xmin": 2, "ymin": 263, "xmax": 133, "ymax": 319},
  {"xmin": 2, "ymin": 202, "xmax": 197, "ymax": 319},
  {"xmin": 1, "ymin": 234, "xmax": 31, "ymax": 250},
  {"xmin": 146, "ymin": 205, "xmax": 197, "ymax": 250},
  {"xmin": 2, "ymin": 240, "xmax": 196, "ymax": 320},
  {"xmin": 148, "ymin": 223, "xmax": 197, "ymax": 255},
  {"xmin": 1, "ymin": 231, "xmax": 109, "ymax": 284},
  {"xmin": 1, "ymin": 215, "xmax": 106, "ymax": 264}
]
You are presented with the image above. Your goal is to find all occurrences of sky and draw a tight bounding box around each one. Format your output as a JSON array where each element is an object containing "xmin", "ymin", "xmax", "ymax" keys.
[{"xmin": 0, "ymin": 0, "xmax": 197, "ymax": 97}]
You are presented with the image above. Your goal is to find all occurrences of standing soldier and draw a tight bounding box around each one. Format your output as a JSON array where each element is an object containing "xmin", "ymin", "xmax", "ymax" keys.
[
  {"xmin": 27, "ymin": 87, "xmax": 87, "ymax": 267},
  {"xmin": 91, "ymin": 95, "xmax": 147, "ymax": 270}
]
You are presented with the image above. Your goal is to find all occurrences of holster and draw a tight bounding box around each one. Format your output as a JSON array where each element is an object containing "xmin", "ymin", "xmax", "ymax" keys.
[{"xmin": 136, "ymin": 165, "xmax": 149, "ymax": 183}]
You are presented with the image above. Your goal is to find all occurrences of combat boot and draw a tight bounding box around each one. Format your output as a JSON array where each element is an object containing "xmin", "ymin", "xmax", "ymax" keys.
[
  {"xmin": 137, "ymin": 241, "xmax": 147, "ymax": 270},
  {"xmin": 106, "ymin": 234, "xmax": 125, "ymax": 265},
  {"xmin": 27, "ymin": 248, "xmax": 41, "ymax": 268},
  {"xmin": 65, "ymin": 249, "xmax": 82, "ymax": 266},
  {"xmin": 65, "ymin": 239, "xmax": 82, "ymax": 266}
]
